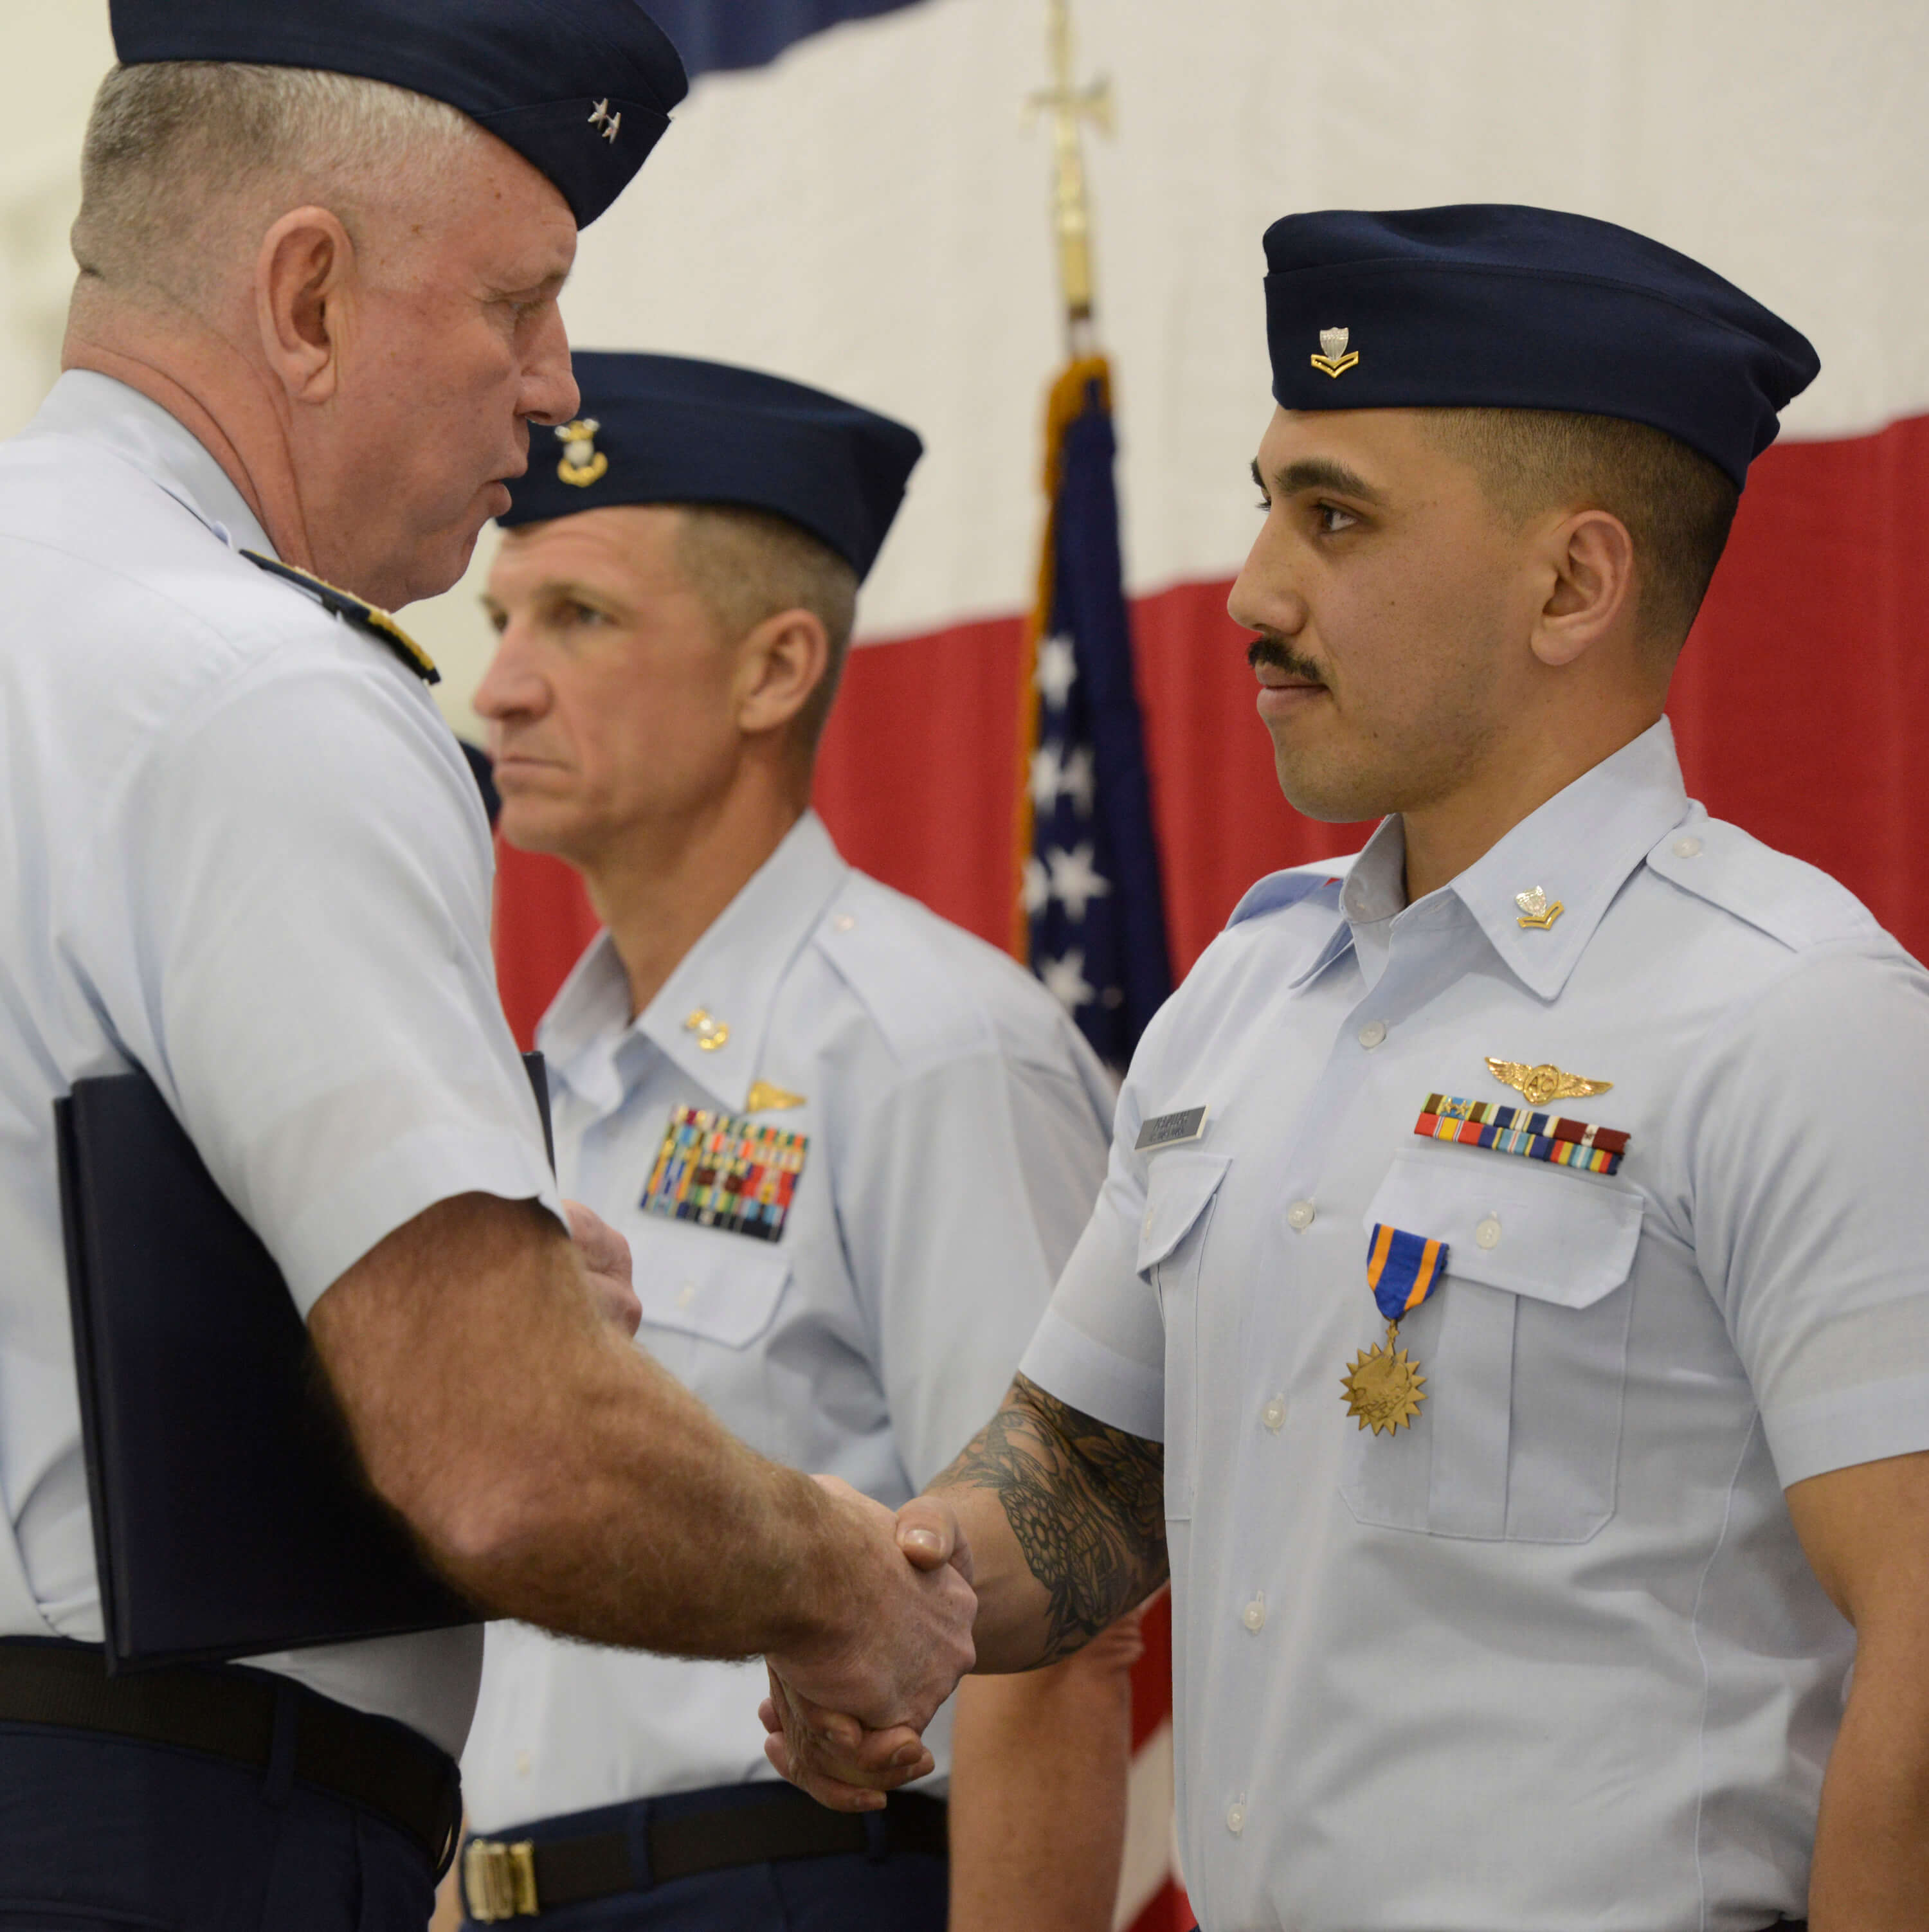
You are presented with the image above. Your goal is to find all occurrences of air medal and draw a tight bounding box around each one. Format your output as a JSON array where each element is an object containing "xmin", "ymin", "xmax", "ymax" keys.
[{"xmin": 1342, "ymin": 1224, "xmax": 1449, "ymax": 1436}]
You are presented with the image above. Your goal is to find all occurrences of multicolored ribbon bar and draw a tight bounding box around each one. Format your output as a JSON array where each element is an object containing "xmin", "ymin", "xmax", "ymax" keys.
[
  {"xmin": 1366, "ymin": 1223, "xmax": 1450, "ymax": 1323},
  {"xmin": 1415, "ymin": 1094, "xmax": 1629, "ymax": 1175},
  {"xmin": 641, "ymin": 1105, "xmax": 808, "ymax": 1243}
]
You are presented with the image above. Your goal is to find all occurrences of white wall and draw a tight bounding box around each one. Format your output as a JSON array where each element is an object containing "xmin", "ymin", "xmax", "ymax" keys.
[{"xmin": 8, "ymin": 3, "xmax": 1928, "ymax": 742}]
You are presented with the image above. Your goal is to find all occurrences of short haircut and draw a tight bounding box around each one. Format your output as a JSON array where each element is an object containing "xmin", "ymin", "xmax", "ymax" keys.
[
  {"xmin": 673, "ymin": 505, "xmax": 860, "ymax": 755},
  {"xmin": 73, "ymin": 62, "xmax": 477, "ymax": 302},
  {"xmin": 1426, "ymin": 409, "xmax": 1741, "ymax": 651}
]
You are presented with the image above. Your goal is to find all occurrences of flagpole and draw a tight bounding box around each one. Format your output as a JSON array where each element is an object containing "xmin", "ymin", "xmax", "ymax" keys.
[{"xmin": 1025, "ymin": 0, "xmax": 1112, "ymax": 358}]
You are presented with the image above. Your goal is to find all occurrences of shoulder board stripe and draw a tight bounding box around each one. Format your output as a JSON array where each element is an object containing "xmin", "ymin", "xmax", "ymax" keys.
[{"xmin": 240, "ymin": 550, "xmax": 440, "ymax": 684}]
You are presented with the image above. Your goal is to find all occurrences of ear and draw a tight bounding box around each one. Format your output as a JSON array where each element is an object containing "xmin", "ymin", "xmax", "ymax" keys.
[
  {"xmin": 254, "ymin": 206, "xmax": 357, "ymax": 406},
  {"xmin": 735, "ymin": 606, "xmax": 831, "ymax": 740},
  {"xmin": 1528, "ymin": 508, "xmax": 1638, "ymax": 669}
]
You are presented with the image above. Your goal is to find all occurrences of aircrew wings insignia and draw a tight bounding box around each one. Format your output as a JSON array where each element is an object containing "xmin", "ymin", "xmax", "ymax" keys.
[{"xmin": 1484, "ymin": 1058, "xmax": 1613, "ymax": 1108}]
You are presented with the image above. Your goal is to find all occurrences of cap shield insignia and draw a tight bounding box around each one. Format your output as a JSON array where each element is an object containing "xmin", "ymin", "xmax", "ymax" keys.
[
  {"xmin": 556, "ymin": 419, "xmax": 608, "ymax": 487},
  {"xmin": 1310, "ymin": 326, "xmax": 1360, "ymax": 379}
]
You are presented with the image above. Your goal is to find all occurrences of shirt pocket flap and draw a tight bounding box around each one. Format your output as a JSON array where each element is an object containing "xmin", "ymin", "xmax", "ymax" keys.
[
  {"xmin": 1137, "ymin": 1151, "xmax": 1233, "ymax": 1275},
  {"xmin": 631, "ymin": 1219, "xmax": 795, "ymax": 1348},
  {"xmin": 1363, "ymin": 1147, "xmax": 1642, "ymax": 1309}
]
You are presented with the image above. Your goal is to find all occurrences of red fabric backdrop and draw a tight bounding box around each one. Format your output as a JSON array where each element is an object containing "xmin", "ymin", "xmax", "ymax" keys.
[{"xmin": 495, "ymin": 412, "xmax": 1929, "ymax": 1048}]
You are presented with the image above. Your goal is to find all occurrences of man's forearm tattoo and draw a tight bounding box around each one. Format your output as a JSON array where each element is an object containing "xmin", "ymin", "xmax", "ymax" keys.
[{"xmin": 935, "ymin": 1373, "xmax": 1167, "ymax": 1665}]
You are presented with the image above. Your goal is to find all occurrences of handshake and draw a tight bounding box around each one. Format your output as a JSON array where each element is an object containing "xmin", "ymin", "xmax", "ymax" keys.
[{"xmin": 759, "ymin": 1476, "xmax": 979, "ymax": 1813}]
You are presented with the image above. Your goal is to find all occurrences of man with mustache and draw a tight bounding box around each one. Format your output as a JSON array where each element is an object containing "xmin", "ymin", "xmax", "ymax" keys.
[
  {"xmin": 782, "ymin": 206, "xmax": 1929, "ymax": 1931},
  {"xmin": 0, "ymin": 6, "xmax": 970, "ymax": 1926}
]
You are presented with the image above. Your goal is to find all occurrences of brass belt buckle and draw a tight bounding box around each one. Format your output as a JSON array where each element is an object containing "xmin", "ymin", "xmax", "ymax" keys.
[{"xmin": 462, "ymin": 1837, "xmax": 539, "ymax": 1920}]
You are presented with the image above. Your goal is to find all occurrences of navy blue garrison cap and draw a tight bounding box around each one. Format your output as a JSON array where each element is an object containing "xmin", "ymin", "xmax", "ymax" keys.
[
  {"xmin": 1264, "ymin": 206, "xmax": 1819, "ymax": 487},
  {"xmin": 110, "ymin": 0, "xmax": 688, "ymax": 228},
  {"xmin": 500, "ymin": 351, "xmax": 925, "ymax": 582}
]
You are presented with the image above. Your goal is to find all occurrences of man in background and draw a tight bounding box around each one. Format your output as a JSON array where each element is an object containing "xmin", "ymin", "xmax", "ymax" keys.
[{"xmin": 460, "ymin": 350, "xmax": 1137, "ymax": 1930}]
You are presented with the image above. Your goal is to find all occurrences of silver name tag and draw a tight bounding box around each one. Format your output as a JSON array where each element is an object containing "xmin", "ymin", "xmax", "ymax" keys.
[{"xmin": 1135, "ymin": 1106, "xmax": 1208, "ymax": 1152}]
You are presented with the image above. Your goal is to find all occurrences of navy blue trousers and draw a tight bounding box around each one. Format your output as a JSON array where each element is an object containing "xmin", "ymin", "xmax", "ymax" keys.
[
  {"xmin": 460, "ymin": 1788, "xmax": 946, "ymax": 1932},
  {"xmin": 0, "ymin": 1722, "xmax": 435, "ymax": 1930}
]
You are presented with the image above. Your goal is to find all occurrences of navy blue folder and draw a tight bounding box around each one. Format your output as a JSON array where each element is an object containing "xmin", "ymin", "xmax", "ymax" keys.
[{"xmin": 56, "ymin": 1056, "xmax": 553, "ymax": 1673}]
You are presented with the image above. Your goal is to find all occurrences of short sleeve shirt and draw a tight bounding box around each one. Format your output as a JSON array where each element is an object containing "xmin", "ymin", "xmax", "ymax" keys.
[
  {"xmin": 462, "ymin": 812, "xmax": 1115, "ymax": 1830},
  {"xmin": 0, "ymin": 374, "xmax": 563, "ymax": 1755},
  {"xmin": 1021, "ymin": 720, "xmax": 1929, "ymax": 1932}
]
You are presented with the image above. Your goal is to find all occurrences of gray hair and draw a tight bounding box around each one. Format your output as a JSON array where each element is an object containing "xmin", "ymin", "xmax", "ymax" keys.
[{"xmin": 72, "ymin": 62, "xmax": 480, "ymax": 301}]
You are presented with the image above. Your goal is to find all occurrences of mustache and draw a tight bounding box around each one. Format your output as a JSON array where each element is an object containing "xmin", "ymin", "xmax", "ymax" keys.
[{"xmin": 1245, "ymin": 632, "xmax": 1327, "ymax": 685}]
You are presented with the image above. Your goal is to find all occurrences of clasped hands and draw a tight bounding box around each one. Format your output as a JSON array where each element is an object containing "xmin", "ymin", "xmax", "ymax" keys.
[{"xmin": 761, "ymin": 1479, "xmax": 978, "ymax": 1812}]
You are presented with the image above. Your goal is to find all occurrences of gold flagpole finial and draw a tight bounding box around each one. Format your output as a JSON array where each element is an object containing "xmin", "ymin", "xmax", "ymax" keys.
[{"xmin": 1024, "ymin": 0, "xmax": 1113, "ymax": 356}]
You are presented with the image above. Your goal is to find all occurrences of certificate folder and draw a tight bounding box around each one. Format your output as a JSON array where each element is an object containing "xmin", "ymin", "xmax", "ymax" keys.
[{"xmin": 57, "ymin": 1056, "xmax": 554, "ymax": 1673}]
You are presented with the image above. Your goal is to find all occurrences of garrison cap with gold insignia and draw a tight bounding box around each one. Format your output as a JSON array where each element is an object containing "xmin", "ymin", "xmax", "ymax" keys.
[
  {"xmin": 1261, "ymin": 206, "xmax": 1818, "ymax": 487},
  {"xmin": 241, "ymin": 552, "xmax": 440, "ymax": 684},
  {"xmin": 111, "ymin": 0, "xmax": 688, "ymax": 229},
  {"xmin": 498, "ymin": 352, "xmax": 923, "ymax": 582}
]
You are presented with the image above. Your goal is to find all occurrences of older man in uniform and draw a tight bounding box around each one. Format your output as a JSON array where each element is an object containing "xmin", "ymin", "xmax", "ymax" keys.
[
  {"xmin": 458, "ymin": 352, "xmax": 1134, "ymax": 1930},
  {"xmin": 0, "ymin": 8, "xmax": 973, "ymax": 1928},
  {"xmin": 780, "ymin": 206, "xmax": 1929, "ymax": 1931}
]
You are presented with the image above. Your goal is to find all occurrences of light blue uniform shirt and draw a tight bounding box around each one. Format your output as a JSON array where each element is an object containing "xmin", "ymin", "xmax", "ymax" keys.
[
  {"xmin": 464, "ymin": 812, "xmax": 1114, "ymax": 1830},
  {"xmin": 1022, "ymin": 721, "xmax": 1929, "ymax": 1932},
  {"xmin": 0, "ymin": 375, "xmax": 562, "ymax": 1755}
]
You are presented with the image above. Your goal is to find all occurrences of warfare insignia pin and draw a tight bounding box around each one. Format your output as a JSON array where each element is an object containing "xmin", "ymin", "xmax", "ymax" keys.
[
  {"xmin": 1310, "ymin": 326, "xmax": 1360, "ymax": 379},
  {"xmin": 588, "ymin": 99, "xmax": 622, "ymax": 143},
  {"xmin": 745, "ymin": 1081, "xmax": 806, "ymax": 1113},
  {"xmin": 556, "ymin": 419, "xmax": 608, "ymax": 488},
  {"xmin": 1484, "ymin": 1058, "xmax": 1613, "ymax": 1108},
  {"xmin": 1514, "ymin": 885, "xmax": 1563, "ymax": 929}
]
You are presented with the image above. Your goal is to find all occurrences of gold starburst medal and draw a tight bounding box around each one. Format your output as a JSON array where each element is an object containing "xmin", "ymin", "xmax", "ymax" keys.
[
  {"xmin": 1345, "ymin": 1223, "xmax": 1451, "ymax": 1438},
  {"xmin": 1342, "ymin": 1322, "xmax": 1427, "ymax": 1435}
]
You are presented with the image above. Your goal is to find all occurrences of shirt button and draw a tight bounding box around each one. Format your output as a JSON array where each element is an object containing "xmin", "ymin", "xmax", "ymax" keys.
[
  {"xmin": 1242, "ymin": 1593, "xmax": 1266, "ymax": 1632},
  {"xmin": 1672, "ymin": 835, "xmax": 1703, "ymax": 858},
  {"xmin": 1226, "ymin": 1800, "xmax": 1247, "ymax": 1836},
  {"xmin": 515, "ymin": 1749, "xmax": 532, "ymax": 1778},
  {"xmin": 1357, "ymin": 1020, "xmax": 1388, "ymax": 1049},
  {"xmin": 1142, "ymin": 1207, "xmax": 1155, "ymax": 1238},
  {"xmin": 676, "ymin": 1281, "xmax": 698, "ymax": 1308},
  {"xmin": 1475, "ymin": 1215, "xmax": 1501, "ymax": 1250},
  {"xmin": 833, "ymin": 914, "xmax": 857, "ymax": 932},
  {"xmin": 1262, "ymin": 1395, "xmax": 1286, "ymax": 1433},
  {"xmin": 1286, "ymin": 1199, "xmax": 1315, "ymax": 1231}
]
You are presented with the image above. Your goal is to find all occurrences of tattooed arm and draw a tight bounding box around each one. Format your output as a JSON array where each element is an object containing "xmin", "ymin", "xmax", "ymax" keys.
[{"xmin": 927, "ymin": 1372, "xmax": 1168, "ymax": 1674}]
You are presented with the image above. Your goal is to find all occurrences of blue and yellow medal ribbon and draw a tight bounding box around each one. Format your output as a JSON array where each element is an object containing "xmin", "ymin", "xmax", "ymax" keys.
[
  {"xmin": 1344, "ymin": 1224, "xmax": 1449, "ymax": 1436},
  {"xmin": 1364, "ymin": 1223, "xmax": 1449, "ymax": 1322}
]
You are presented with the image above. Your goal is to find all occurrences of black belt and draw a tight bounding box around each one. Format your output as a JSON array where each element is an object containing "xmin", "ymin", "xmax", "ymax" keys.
[
  {"xmin": 0, "ymin": 1639, "xmax": 461, "ymax": 1875},
  {"xmin": 463, "ymin": 1785, "xmax": 948, "ymax": 1922}
]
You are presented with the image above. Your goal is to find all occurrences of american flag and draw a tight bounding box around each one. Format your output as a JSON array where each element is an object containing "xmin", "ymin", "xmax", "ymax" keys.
[
  {"xmin": 1015, "ymin": 357, "xmax": 1171, "ymax": 1071},
  {"xmin": 1014, "ymin": 356, "xmax": 1189, "ymax": 1932}
]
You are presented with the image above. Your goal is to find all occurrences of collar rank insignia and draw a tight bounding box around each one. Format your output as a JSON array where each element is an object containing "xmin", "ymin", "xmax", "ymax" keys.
[
  {"xmin": 1418, "ymin": 1092, "xmax": 1629, "ymax": 1175},
  {"xmin": 1514, "ymin": 886, "xmax": 1563, "ymax": 929},
  {"xmin": 1485, "ymin": 1058, "xmax": 1611, "ymax": 1108},
  {"xmin": 1310, "ymin": 326, "xmax": 1360, "ymax": 378},
  {"xmin": 684, "ymin": 1009, "xmax": 730, "ymax": 1052},
  {"xmin": 240, "ymin": 551, "xmax": 439, "ymax": 683},
  {"xmin": 641, "ymin": 1104, "xmax": 807, "ymax": 1243},
  {"xmin": 556, "ymin": 419, "xmax": 609, "ymax": 487}
]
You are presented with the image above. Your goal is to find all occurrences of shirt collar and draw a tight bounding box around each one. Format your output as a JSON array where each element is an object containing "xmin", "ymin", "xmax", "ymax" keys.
[
  {"xmin": 25, "ymin": 371, "xmax": 276, "ymax": 557},
  {"xmin": 537, "ymin": 811, "xmax": 851, "ymax": 1116},
  {"xmin": 1447, "ymin": 718, "xmax": 1689, "ymax": 999},
  {"xmin": 1301, "ymin": 719, "xmax": 1690, "ymax": 1000}
]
